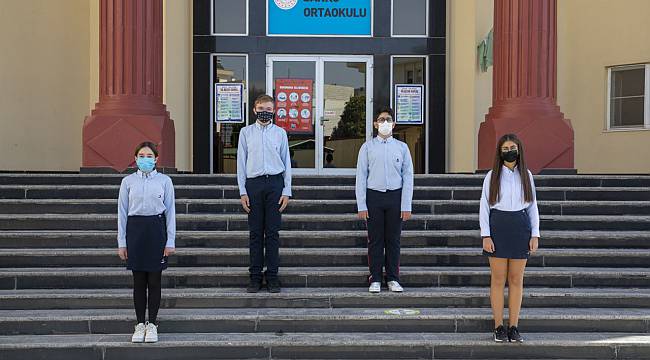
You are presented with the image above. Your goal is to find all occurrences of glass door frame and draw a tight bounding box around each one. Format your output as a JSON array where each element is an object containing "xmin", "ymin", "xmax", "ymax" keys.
[{"xmin": 266, "ymin": 54, "xmax": 374, "ymax": 175}]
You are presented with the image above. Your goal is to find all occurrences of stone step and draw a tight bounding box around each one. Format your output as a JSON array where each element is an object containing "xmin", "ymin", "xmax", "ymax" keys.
[
  {"xmin": 1, "ymin": 332, "xmax": 649, "ymax": 359},
  {"xmin": 1, "ymin": 185, "xmax": 649, "ymax": 201},
  {"xmin": 1, "ymin": 266, "xmax": 649, "ymax": 289},
  {"xmin": 2, "ymin": 199, "xmax": 649, "ymax": 216},
  {"xmin": 1, "ymin": 230, "xmax": 648, "ymax": 249},
  {"xmin": 1, "ymin": 248, "xmax": 648, "ymax": 268},
  {"xmin": 1, "ymin": 287, "xmax": 649, "ymax": 310},
  {"xmin": 2, "ymin": 308, "xmax": 650, "ymax": 336},
  {"xmin": 2, "ymin": 173, "xmax": 650, "ymax": 188},
  {"xmin": 2, "ymin": 214, "xmax": 650, "ymax": 231}
]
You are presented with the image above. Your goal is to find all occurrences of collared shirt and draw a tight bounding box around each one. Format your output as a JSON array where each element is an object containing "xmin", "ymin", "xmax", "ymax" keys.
[
  {"xmin": 479, "ymin": 165, "xmax": 541, "ymax": 237},
  {"xmin": 117, "ymin": 170, "xmax": 176, "ymax": 248},
  {"xmin": 355, "ymin": 136, "xmax": 414, "ymax": 212},
  {"xmin": 237, "ymin": 122, "xmax": 292, "ymax": 197}
]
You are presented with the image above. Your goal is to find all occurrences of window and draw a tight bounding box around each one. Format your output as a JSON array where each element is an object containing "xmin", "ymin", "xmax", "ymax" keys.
[
  {"xmin": 212, "ymin": 55, "xmax": 248, "ymax": 173},
  {"xmin": 212, "ymin": 0, "xmax": 247, "ymax": 35},
  {"xmin": 392, "ymin": 0, "xmax": 428, "ymax": 37},
  {"xmin": 391, "ymin": 56, "xmax": 427, "ymax": 173},
  {"xmin": 608, "ymin": 64, "xmax": 650, "ymax": 130}
]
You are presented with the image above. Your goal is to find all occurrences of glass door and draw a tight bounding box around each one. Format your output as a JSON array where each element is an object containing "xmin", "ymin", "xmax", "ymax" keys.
[
  {"xmin": 320, "ymin": 57, "xmax": 373, "ymax": 173},
  {"xmin": 267, "ymin": 55, "xmax": 373, "ymax": 174}
]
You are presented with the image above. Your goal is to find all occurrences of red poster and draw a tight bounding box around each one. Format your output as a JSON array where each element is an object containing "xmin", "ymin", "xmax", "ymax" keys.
[{"xmin": 274, "ymin": 79, "xmax": 313, "ymax": 134}]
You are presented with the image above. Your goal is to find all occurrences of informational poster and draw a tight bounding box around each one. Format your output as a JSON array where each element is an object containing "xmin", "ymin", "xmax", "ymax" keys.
[
  {"xmin": 395, "ymin": 84, "xmax": 424, "ymax": 125},
  {"xmin": 268, "ymin": 0, "xmax": 372, "ymax": 36},
  {"xmin": 274, "ymin": 79, "xmax": 313, "ymax": 134},
  {"xmin": 214, "ymin": 83, "xmax": 244, "ymax": 123}
]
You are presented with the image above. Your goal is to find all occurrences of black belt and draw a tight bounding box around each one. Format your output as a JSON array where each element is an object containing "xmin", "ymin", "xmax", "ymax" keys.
[{"xmin": 248, "ymin": 173, "xmax": 283, "ymax": 180}]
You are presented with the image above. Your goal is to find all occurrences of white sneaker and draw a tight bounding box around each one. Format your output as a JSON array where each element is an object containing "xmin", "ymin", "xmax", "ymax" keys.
[
  {"xmin": 144, "ymin": 322, "xmax": 158, "ymax": 343},
  {"xmin": 388, "ymin": 281, "xmax": 403, "ymax": 292},
  {"xmin": 131, "ymin": 323, "xmax": 146, "ymax": 343},
  {"xmin": 369, "ymin": 282, "xmax": 381, "ymax": 293}
]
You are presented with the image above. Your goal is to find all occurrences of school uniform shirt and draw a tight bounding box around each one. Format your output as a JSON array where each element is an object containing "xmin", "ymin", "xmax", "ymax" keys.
[
  {"xmin": 236, "ymin": 122, "xmax": 292, "ymax": 197},
  {"xmin": 479, "ymin": 166, "xmax": 541, "ymax": 238},
  {"xmin": 117, "ymin": 170, "xmax": 176, "ymax": 248},
  {"xmin": 355, "ymin": 136, "xmax": 414, "ymax": 212}
]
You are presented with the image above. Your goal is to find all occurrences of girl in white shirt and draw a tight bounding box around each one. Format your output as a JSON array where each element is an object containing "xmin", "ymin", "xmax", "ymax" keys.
[{"xmin": 479, "ymin": 134, "xmax": 540, "ymax": 343}]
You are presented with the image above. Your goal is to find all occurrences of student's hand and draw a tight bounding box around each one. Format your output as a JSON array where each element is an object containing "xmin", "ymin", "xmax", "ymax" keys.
[
  {"xmin": 482, "ymin": 237, "xmax": 495, "ymax": 253},
  {"xmin": 357, "ymin": 211, "xmax": 369, "ymax": 221},
  {"xmin": 529, "ymin": 237, "xmax": 539, "ymax": 253},
  {"xmin": 164, "ymin": 247, "xmax": 176, "ymax": 257},
  {"xmin": 240, "ymin": 195, "xmax": 250, "ymax": 213},
  {"xmin": 278, "ymin": 195, "xmax": 289, "ymax": 212},
  {"xmin": 118, "ymin": 247, "xmax": 128, "ymax": 261},
  {"xmin": 400, "ymin": 211, "xmax": 412, "ymax": 221}
]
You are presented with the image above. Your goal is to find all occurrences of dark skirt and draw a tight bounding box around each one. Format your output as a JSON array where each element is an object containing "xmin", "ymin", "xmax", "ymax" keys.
[
  {"xmin": 483, "ymin": 209, "xmax": 532, "ymax": 259},
  {"xmin": 126, "ymin": 214, "xmax": 168, "ymax": 272}
]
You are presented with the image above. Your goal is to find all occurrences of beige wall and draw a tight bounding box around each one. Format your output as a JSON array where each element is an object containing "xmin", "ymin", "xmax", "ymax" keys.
[
  {"xmin": 164, "ymin": 0, "xmax": 192, "ymax": 172},
  {"xmin": 447, "ymin": 0, "xmax": 493, "ymax": 173},
  {"xmin": 0, "ymin": 0, "xmax": 90, "ymax": 171},
  {"xmin": 557, "ymin": 0, "xmax": 650, "ymax": 174}
]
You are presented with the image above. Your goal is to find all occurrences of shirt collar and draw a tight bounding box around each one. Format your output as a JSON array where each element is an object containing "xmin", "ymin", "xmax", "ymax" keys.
[
  {"xmin": 502, "ymin": 164, "xmax": 519, "ymax": 173},
  {"xmin": 255, "ymin": 121, "xmax": 273, "ymax": 130},
  {"xmin": 136, "ymin": 169, "xmax": 158, "ymax": 178},
  {"xmin": 374, "ymin": 136, "xmax": 393, "ymax": 144}
]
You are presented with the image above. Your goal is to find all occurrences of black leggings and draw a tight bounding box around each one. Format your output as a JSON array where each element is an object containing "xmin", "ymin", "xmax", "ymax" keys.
[{"xmin": 132, "ymin": 271, "xmax": 162, "ymax": 324}]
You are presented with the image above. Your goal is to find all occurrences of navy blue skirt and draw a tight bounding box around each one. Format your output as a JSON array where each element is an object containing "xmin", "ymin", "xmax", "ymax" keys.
[
  {"xmin": 126, "ymin": 214, "xmax": 168, "ymax": 272},
  {"xmin": 483, "ymin": 209, "xmax": 532, "ymax": 259}
]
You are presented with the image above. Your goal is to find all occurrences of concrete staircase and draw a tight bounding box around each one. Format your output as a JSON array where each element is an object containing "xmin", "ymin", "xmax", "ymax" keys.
[{"xmin": 0, "ymin": 173, "xmax": 649, "ymax": 359}]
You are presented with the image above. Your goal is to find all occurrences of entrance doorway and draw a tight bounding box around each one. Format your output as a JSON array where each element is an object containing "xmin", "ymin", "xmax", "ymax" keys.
[{"xmin": 266, "ymin": 55, "xmax": 374, "ymax": 175}]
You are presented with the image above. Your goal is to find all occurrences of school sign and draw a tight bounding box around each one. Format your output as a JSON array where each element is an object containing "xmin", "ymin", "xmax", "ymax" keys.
[{"xmin": 268, "ymin": 0, "xmax": 373, "ymax": 36}]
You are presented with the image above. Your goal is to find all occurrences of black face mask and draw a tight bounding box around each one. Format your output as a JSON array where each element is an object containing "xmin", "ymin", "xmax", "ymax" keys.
[
  {"xmin": 256, "ymin": 111, "xmax": 274, "ymax": 123},
  {"xmin": 501, "ymin": 150, "xmax": 519, "ymax": 163}
]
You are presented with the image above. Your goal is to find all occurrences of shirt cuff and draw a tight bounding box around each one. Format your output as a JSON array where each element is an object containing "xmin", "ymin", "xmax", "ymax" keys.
[
  {"xmin": 117, "ymin": 239, "xmax": 126, "ymax": 248},
  {"xmin": 282, "ymin": 189, "xmax": 292, "ymax": 197},
  {"xmin": 531, "ymin": 230, "xmax": 540, "ymax": 238},
  {"xmin": 400, "ymin": 207, "xmax": 412, "ymax": 212},
  {"xmin": 480, "ymin": 232, "xmax": 491, "ymax": 237},
  {"xmin": 165, "ymin": 239, "xmax": 175, "ymax": 248}
]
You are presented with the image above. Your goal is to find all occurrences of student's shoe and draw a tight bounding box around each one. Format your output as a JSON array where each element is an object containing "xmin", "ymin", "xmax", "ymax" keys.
[
  {"xmin": 144, "ymin": 322, "xmax": 158, "ymax": 343},
  {"xmin": 131, "ymin": 323, "xmax": 146, "ymax": 343},
  {"xmin": 493, "ymin": 325, "xmax": 508, "ymax": 343},
  {"xmin": 369, "ymin": 282, "xmax": 381, "ymax": 293},
  {"xmin": 247, "ymin": 279, "xmax": 263, "ymax": 293},
  {"xmin": 267, "ymin": 278, "xmax": 281, "ymax": 293},
  {"xmin": 508, "ymin": 325, "xmax": 523, "ymax": 343},
  {"xmin": 387, "ymin": 281, "xmax": 403, "ymax": 292}
]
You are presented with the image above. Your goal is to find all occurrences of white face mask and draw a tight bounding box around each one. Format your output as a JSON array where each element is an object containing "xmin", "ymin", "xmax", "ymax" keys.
[{"xmin": 378, "ymin": 122, "xmax": 393, "ymax": 136}]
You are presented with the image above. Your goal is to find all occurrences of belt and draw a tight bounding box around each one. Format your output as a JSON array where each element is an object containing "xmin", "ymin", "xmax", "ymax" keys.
[{"xmin": 248, "ymin": 173, "xmax": 283, "ymax": 180}]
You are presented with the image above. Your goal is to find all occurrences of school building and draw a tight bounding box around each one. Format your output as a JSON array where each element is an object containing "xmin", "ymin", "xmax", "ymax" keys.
[{"xmin": 1, "ymin": 0, "xmax": 649, "ymax": 175}]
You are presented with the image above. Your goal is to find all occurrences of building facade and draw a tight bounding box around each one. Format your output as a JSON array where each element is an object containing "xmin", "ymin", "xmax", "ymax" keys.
[{"xmin": 0, "ymin": 0, "xmax": 649, "ymax": 174}]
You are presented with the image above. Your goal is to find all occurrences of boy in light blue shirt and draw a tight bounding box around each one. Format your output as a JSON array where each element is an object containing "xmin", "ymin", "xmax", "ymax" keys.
[{"xmin": 355, "ymin": 106, "xmax": 414, "ymax": 293}]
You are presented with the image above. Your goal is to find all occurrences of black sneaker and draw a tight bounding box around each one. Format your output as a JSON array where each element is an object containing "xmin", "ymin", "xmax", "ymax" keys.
[
  {"xmin": 247, "ymin": 279, "xmax": 263, "ymax": 293},
  {"xmin": 508, "ymin": 325, "xmax": 523, "ymax": 343},
  {"xmin": 493, "ymin": 325, "xmax": 508, "ymax": 342},
  {"xmin": 267, "ymin": 278, "xmax": 281, "ymax": 293}
]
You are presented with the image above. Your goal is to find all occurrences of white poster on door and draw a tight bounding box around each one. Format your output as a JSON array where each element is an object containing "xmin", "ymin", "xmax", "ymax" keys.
[{"xmin": 395, "ymin": 84, "xmax": 424, "ymax": 125}]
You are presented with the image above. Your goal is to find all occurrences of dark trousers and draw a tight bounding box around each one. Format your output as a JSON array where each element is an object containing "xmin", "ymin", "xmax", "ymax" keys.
[
  {"xmin": 245, "ymin": 174, "xmax": 283, "ymax": 281},
  {"xmin": 366, "ymin": 189, "xmax": 403, "ymax": 283}
]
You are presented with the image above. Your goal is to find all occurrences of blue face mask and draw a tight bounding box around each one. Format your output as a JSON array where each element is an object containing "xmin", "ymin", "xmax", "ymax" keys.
[{"xmin": 136, "ymin": 157, "xmax": 156, "ymax": 172}]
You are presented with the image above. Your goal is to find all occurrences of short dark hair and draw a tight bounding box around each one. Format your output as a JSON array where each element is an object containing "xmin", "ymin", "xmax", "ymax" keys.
[
  {"xmin": 375, "ymin": 106, "xmax": 394, "ymax": 120},
  {"xmin": 254, "ymin": 94, "xmax": 274, "ymax": 106},
  {"xmin": 134, "ymin": 142, "xmax": 159, "ymax": 157}
]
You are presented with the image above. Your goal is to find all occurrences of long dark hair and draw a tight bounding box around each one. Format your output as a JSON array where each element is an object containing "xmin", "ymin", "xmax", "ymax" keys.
[{"xmin": 488, "ymin": 134, "xmax": 533, "ymax": 205}]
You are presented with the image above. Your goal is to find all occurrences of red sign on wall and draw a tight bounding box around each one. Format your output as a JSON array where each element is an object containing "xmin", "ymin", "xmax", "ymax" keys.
[{"xmin": 274, "ymin": 79, "xmax": 313, "ymax": 134}]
